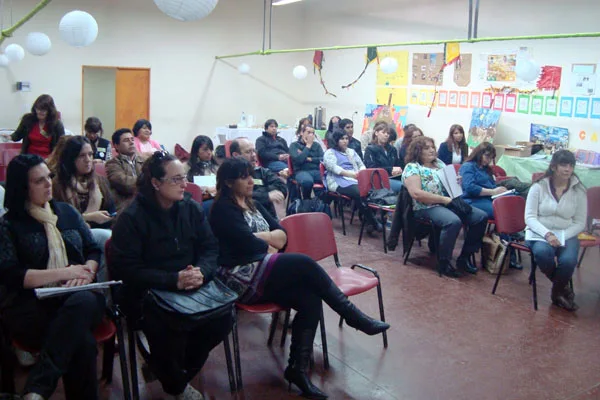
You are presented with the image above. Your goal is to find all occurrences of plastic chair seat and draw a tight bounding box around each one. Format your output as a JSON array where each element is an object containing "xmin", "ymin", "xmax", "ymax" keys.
[
  {"xmin": 509, "ymin": 242, "xmax": 531, "ymax": 252},
  {"xmin": 236, "ymin": 302, "xmax": 285, "ymax": 313},
  {"xmin": 328, "ymin": 267, "xmax": 379, "ymax": 297},
  {"xmin": 367, "ymin": 203, "xmax": 394, "ymax": 213},
  {"xmin": 580, "ymin": 236, "xmax": 600, "ymax": 248}
]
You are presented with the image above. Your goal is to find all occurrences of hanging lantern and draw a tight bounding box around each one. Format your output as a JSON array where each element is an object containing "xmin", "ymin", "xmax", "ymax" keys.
[
  {"xmin": 293, "ymin": 65, "xmax": 308, "ymax": 80},
  {"xmin": 153, "ymin": 0, "xmax": 219, "ymax": 22},
  {"xmin": 25, "ymin": 32, "xmax": 52, "ymax": 56},
  {"xmin": 59, "ymin": 10, "xmax": 99, "ymax": 47},
  {"xmin": 238, "ymin": 63, "xmax": 250, "ymax": 74},
  {"xmin": 5, "ymin": 44, "xmax": 25, "ymax": 62},
  {"xmin": 380, "ymin": 57, "xmax": 398, "ymax": 74},
  {"xmin": 515, "ymin": 50, "xmax": 540, "ymax": 83},
  {"xmin": 0, "ymin": 54, "xmax": 9, "ymax": 67}
]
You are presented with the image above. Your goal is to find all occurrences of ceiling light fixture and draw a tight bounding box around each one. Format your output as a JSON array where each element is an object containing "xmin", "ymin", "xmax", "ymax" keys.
[{"xmin": 272, "ymin": 0, "xmax": 302, "ymax": 6}]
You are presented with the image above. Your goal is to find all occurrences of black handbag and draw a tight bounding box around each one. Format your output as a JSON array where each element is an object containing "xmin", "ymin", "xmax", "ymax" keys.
[
  {"xmin": 446, "ymin": 197, "xmax": 473, "ymax": 222},
  {"xmin": 146, "ymin": 278, "xmax": 239, "ymax": 331},
  {"xmin": 366, "ymin": 170, "xmax": 397, "ymax": 206}
]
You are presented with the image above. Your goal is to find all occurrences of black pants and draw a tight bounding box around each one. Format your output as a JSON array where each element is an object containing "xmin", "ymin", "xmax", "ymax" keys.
[
  {"xmin": 336, "ymin": 184, "xmax": 375, "ymax": 226},
  {"xmin": 3, "ymin": 291, "xmax": 105, "ymax": 399},
  {"xmin": 142, "ymin": 300, "xmax": 233, "ymax": 395}
]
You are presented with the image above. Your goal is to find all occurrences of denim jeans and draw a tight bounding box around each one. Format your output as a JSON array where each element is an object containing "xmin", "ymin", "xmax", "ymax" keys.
[
  {"xmin": 267, "ymin": 160, "xmax": 288, "ymax": 173},
  {"xmin": 91, "ymin": 228, "xmax": 112, "ymax": 283},
  {"xmin": 414, "ymin": 205, "xmax": 488, "ymax": 262},
  {"xmin": 527, "ymin": 237, "xmax": 580, "ymax": 288},
  {"xmin": 295, "ymin": 170, "xmax": 322, "ymax": 199}
]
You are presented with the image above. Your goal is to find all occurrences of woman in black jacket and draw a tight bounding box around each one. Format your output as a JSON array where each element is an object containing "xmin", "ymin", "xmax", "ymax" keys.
[
  {"xmin": 364, "ymin": 121, "xmax": 403, "ymax": 193},
  {"xmin": 289, "ymin": 124, "xmax": 324, "ymax": 199},
  {"xmin": 0, "ymin": 154, "xmax": 104, "ymax": 400},
  {"xmin": 438, "ymin": 124, "xmax": 468, "ymax": 165},
  {"xmin": 110, "ymin": 152, "xmax": 231, "ymax": 400},
  {"xmin": 210, "ymin": 157, "xmax": 389, "ymax": 400}
]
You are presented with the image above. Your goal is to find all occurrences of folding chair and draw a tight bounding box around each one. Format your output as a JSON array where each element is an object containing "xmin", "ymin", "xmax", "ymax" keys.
[
  {"xmin": 577, "ymin": 186, "xmax": 600, "ymax": 268},
  {"xmin": 320, "ymin": 162, "xmax": 351, "ymax": 235}
]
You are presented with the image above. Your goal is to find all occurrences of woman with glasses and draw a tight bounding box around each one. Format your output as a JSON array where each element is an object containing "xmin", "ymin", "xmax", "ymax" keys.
[
  {"xmin": 7, "ymin": 94, "xmax": 65, "ymax": 158},
  {"xmin": 110, "ymin": 151, "xmax": 231, "ymax": 400}
]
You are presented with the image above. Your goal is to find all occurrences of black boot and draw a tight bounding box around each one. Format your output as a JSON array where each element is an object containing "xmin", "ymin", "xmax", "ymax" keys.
[
  {"xmin": 551, "ymin": 282, "xmax": 578, "ymax": 311},
  {"xmin": 386, "ymin": 210, "xmax": 402, "ymax": 251},
  {"xmin": 284, "ymin": 329, "xmax": 328, "ymax": 400}
]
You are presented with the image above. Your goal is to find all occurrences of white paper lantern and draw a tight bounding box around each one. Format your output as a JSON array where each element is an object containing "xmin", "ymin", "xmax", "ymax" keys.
[
  {"xmin": 293, "ymin": 65, "xmax": 307, "ymax": 80},
  {"xmin": 238, "ymin": 63, "xmax": 250, "ymax": 74},
  {"xmin": 380, "ymin": 57, "xmax": 398, "ymax": 74},
  {"xmin": 515, "ymin": 51, "xmax": 540, "ymax": 83},
  {"xmin": 0, "ymin": 54, "xmax": 9, "ymax": 67},
  {"xmin": 153, "ymin": 0, "xmax": 218, "ymax": 22},
  {"xmin": 59, "ymin": 11, "xmax": 98, "ymax": 47},
  {"xmin": 25, "ymin": 32, "xmax": 52, "ymax": 56},
  {"xmin": 5, "ymin": 44, "xmax": 25, "ymax": 62}
]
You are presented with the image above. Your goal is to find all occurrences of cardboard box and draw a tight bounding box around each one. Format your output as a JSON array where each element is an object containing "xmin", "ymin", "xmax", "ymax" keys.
[{"xmin": 495, "ymin": 145, "xmax": 531, "ymax": 157}]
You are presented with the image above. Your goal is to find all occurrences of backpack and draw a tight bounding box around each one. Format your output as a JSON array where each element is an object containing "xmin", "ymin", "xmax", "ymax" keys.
[{"xmin": 286, "ymin": 197, "xmax": 332, "ymax": 218}]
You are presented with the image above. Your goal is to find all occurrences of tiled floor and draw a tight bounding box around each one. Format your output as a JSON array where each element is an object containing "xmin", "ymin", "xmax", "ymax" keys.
[{"xmin": 13, "ymin": 211, "xmax": 600, "ymax": 400}]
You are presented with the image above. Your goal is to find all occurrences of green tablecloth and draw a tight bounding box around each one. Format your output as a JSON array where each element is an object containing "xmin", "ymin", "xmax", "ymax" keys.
[{"xmin": 497, "ymin": 155, "xmax": 600, "ymax": 187}]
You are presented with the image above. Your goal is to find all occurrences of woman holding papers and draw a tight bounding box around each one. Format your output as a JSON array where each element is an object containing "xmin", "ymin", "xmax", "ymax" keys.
[
  {"xmin": 0, "ymin": 154, "xmax": 104, "ymax": 400},
  {"xmin": 525, "ymin": 150, "xmax": 587, "ymax": 311},
  {"xmin": 402, "ymin": 136, "xmax": 487, "ymax": 277},
  {"xmin": 364, "ymin": 121, "xmax": 403, "ymax": 193},
  {"xmin": 187, "ymin": 135, "xmax": 219, "ymax": 213}
]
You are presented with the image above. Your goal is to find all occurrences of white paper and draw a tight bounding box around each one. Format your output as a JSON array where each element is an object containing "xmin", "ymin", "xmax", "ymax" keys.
[
  {"xmin": 35, "ymin": 280, "xmax": 122, "ymax": 299},
  {"xmin": 491, "ymin": 189, "xmax": 516, "ymax": 199},
  {"xmin": 193, "ymin": 175, "xmax": 217, "ymax": 188},
  {"xmin": 436, "ymin": 164, "xmax": 463, "ymax": 198}
]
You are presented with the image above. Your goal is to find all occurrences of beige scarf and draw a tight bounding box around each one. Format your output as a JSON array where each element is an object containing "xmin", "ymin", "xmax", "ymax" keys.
[
  {"xmin": 65, "ymin": 177, "xmax": 103, "ymax": 214},
  {"xmin": 26, "ymin": 202, "xmax": 70, "ymax": 287}
]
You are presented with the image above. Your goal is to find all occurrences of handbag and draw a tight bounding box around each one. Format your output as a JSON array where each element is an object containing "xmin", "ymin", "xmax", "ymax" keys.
[
  {"xmin": 445, "ymin": 197, "xmax": 473, "ymax": 222},
  {"xmin": 366, "ymin": 170, "xmax": 397, "ymax": 206},
  {"xmin": 482, "ymin": 234, "xmax": 509, "ymax": 274},
  {"xmin": 146, "ymin": 278, "xmax": 239, "ymax": 331}
]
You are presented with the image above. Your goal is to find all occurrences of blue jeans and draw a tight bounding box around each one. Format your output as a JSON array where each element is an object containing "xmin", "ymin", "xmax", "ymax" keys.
[
  {"xmin": 415, "ymin": 205, "xmax": 488, "ymax": 262},
  {"xmin": 295, "ymin": 170, "xmax": 322, "ymax": 199},
  {"xmin": 91, "ymin": 228, "xmax": 112, "ymax": 283},
  {"xmin": 389, "ymin": 178, "xmax": 403, "ymax": 194},
  {"xmin": 267, "ymin": 161, "xmax": 288, "ymax": 173},
  {"xmin": 202, "ymin": 199, "xmax": 214, "ymax": 216},
  {"xmin": 527, "ymin": 237, "xmax": 580, "ymax": 288}
]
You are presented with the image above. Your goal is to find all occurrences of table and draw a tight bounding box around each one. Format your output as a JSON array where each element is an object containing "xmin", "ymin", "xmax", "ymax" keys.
[
  {"xmin": 215, "ymin": 128, "xmax": 296, "ymax": 146},
  {"xmin": 497, "ymin": 154, "xmax": 600, "ymax": 188}
]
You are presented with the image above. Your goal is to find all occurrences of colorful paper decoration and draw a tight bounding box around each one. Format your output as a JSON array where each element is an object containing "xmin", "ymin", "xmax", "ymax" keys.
[
  {"xmin": 313, "ymin": 51, "xmax": 336, "ymax": 97},
  {"xmin": 544, "ymin": 97, "xmax": 558, "ymax": 116},
  {"xmin": 454, "ymin": 54, "xmax": 472, "ymax": 87},
  {"xmin": 537, "ymin": 66, "xmax": 562, "ymax": 93},
  {"xmin": 505, "ymin": 94, "xmax": 517, "ymax": 112},
  {"xmin": 410, "ymin": 89, "xmax": 419, "ymax": 105},
  {"xmin": 438, "ymin": 90, "xmax": 448, "ymax": 107},
  {"xmin": 481, "ymin": 92, "xmax": 493, "ymax": 108},
  {"xmin": 531, "ymin": 95, "xmax": 544, "ymax": 115},
  {"xmin": 493, "ymin": 93, "xmax": 505, "ymax": 110},
  {"xmin": 419, "ymin": 90, "xmax": 429, "ymax": 106},
  {"xmin": 342, "ymin": 47, "xmax": 378, "ymax": 89},
  {"xmin": 574, "ymin": 97, "xmax": 590, "ymax": 118},
  {"xmin": 470, "ymin": 92, "xmax": 481, "ymax": 108},
  {"xmin": 579, "ymin": 131, "xmax": 586, "ymax": 140},
  {"xmin": 517, "ymin": 94, "xmax": 531, "ymax": 114},
  {"xmin": 444, "ymin": 43, "xmax": 460, "ymax": 67},
  {"xmin": 448, "ymin": 91, "xmax": 459, "ymax": 107},
  {"xmin": 592, "ymin": 132, "xmax": 598, "ymax": 142},
  {"xmin": 559, "ymin": 97, "xmax": 574, "ymax": 117},
  {"xmin": 459, "ymin": 91, "xmax": 469, "ymax": 108}
]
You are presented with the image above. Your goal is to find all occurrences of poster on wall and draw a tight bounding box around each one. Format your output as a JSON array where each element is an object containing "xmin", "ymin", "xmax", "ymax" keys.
[
  {"xmin": 361, "ymin": 104, "xmax": 409, "ymax": 136},
  {"xmin": 571, "ymin": 64, "xmax": 596, "ymax": 96},
  {"xmin": 410, "ymin": 89, "xmax": 419, "ymax": 105},
  {"xmin": 467, "ymin": 108, "xmax": 502, "ymax": 148},
  {"xmin": 531, "ymin": 95, "xmax": 544, "ymax": 115},
  {"xmin": 453, "ymin": 54, "xmax": 472, "ymax": 87},
  {"xmin": 574, "ymin": 97, "xmax": 590, "ymax": 118},
  {"xmin": 375, "ymin": 87, "xmax": 408, "ymax": 106},
  {"xmin": 448, "ymin": 91, "xmax": 458, "ymax": 107},
  {"xmin": 481, "ymin": 92, "xmax": 493, "ymax": 108},
  {"xmin": 544, "ymin": 97, "xmax": 558, "ymax": 116},
  {"xmin": 517, "ymin": 94, "xmax": 531, "ymax": 114},
  {"xmin": 438, "ymin": 90, "xmax": 448, "ymax": 107},
  {"xmin": 559, "ymin": 97, "xmax": 574, "ymax": 117},
  {"xmin": 493, "ymin": 94, "xmax": 505, "ymax": 110},
  {"xmin": 486, "ymin": 53, "xmax": 517, "ymax": 82},
  {"xmin": 459, "ymin": 91, "xmax": 469, "ymax": 108},
  {"xmin": 537, "ymin": 66, "xmax": 562, "ymax": 91},
  {"xmin": 376, "ymin": 50, "xmax": 409, "ymax": 87},
  {"xmin": 470, "ymin": 92, "xmax": 481, "ymax": 108},
  {"xmin": 591, "ymin": 98, "xmax": 600, "ymax": 119},
  {"xmin": 505, "ymin": 94, "xmax": 517, "ymax": 112},
  {"xmin": 530, "ymin": 123, "xmax": 569, "ymax": 149},
  {"xmin": 412, "ymin": 53, "xmax": 444, "ymax": 85}
]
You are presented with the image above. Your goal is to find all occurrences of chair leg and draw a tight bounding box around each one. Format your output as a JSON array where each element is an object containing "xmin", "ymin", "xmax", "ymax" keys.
[
  {"xmin": 491, "ymin": 246, "xmax": 511, "ymax": 294},
  {"xmin": 576, "ymin": 247, "xmax": 588, "ymax": 268},
  {"xmin": 280, "ymin": 310, "xmax": 291, "ymax": 348},
  {"xmin": 267, "ymin": 312, "xmax": 279, "ymax": 346},
  {"xmin": 350, "ymin": 202, "xmax": 356, "ymax": 225},
  {"xmin": 376, "ymin": 281, "xmax": 388, "ymax": 349},
  {"xmin": 338, "ymin": 316, "xmax": 344, "ymax": 328},
  {"xmin": 381, "ymin": 211, "xmax": 388, "ymax": 254},
  {"xmin": 531, "ymin": 256, "xmax": 538, "ymax": 311},
  {"xmin": 101, "ymin": 334, "xmax": 116, "ymax": 383},
  {"xmin": 358, "ymin": 216, "xmax": 366, "ymax": 245},
  {"xmin": 339, "ymin": 200, "xmax": 346, "ymax": 236},
  {"xmin": 232, "ymin": 308, "xmax": 243, "ymax": 389},
  {"xmin": 222, "ymin": 334, "xmax": 237, "ymax": 392},
  {"xmin": 127, "ymin": 325, "xmax": 140, "ymax": 400},
  {"xmin": 403, "ymin": 237, "xmax": 415, "ymax": 265},
  {"xmin": 319, "ymin": 309, "xmax": 329, "ymax": 370}
]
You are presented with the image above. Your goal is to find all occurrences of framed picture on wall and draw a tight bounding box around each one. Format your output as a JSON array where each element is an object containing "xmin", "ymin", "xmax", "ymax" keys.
[
  {"xmin": 410, "ymin": 89, "xmax": 420, "ymax": 105},
  {"xmin": 574, "ymin": 97, "xmax": 590, "ymax": 118},
  {"xmin": 493, "ymin": 93, "xmax": 505, "ymax": 110},
  {"xmin": 481, "ymin": 92, "xmax": 493, "ymax": 108},
  {"xmin": 459, "ymin": 91, "xmax": 469, "ymax": 108},
  {"xmin": 517, "ymin": 94, "xmax": 531, "ymax": 114},
  {"xmin": 504, "ymin": 93, "xmax": 517, "ymax": 112},
  {"xmin": 419, "ymin": 90, "xmax": 429, "ymax": 105},
  {"xmin": 591, "ymin": 98, "xmax": 600, "ymax": 119},
  {"xmin": 531, "ymin": 95, "xmax": 544, "ymax": 115},
  {"xmin": 559, "ymin": 96, "xmax": 574, "ymax": 117},
  {"xmin": 448, "ymin": 91, "xmax": 458, "ymax": 107},
  {"xmin": 470, "ymin": 92, "xmax": 481, "ymax": 108},
  {"xmin": 438, "ymin": 90, "xmax": 448, "ymax": 107},
  {"xmin": 544, "ymin": 97, "xmax": 558, "ymax": 116}
]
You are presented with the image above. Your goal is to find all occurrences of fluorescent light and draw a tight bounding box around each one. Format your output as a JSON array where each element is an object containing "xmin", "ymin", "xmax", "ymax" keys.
[{"xmin": 272, "ymin": 0, "xmax": 302, "ymax": 5}]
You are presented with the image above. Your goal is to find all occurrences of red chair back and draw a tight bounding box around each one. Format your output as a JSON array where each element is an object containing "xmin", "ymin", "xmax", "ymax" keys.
[
  {"xmin": 532, "ymin": 172, "xmax": 544, "ymax": 182},
  {"xmin": 224, "ymin": 140, "xmax": 233, "ymax": 158},
  {"xmin": 94, "ymin": 162, "xmax": 106, "ymax": 177},
  {"xmin": 280, "ymin": 213, "xmax": 338, "ymax": 262},
  {"xmin": 492, "ymin": 195, "xmax": 526, "ymax": 235},
  {"xmin": 287, "ymin": 156, "xmax": 295, "ymax": 176},
  {"xmin": 357, "ymin": 168, "xmax": 390, "ymax": 197},
  {"xmin": 491, "ymin": 165, "xmax": 507, "ymax": 178},
  {"xmin": 453, "ymin": 164, "xmax": 461, "ymax": 175},
  {"xmin": 319, "ymin": 163, "xmax": 326, "ymax": 180},
  {"xmin": 185, "ymin": 182, "xmax": 204, "ymax": 204},
  {"xmin": 174, "ymin": 143, "xmax": 190, "ymax": 163},
  {"xmin": 587, "ymin": 186, "xmax": 600, "ymax": 220}
]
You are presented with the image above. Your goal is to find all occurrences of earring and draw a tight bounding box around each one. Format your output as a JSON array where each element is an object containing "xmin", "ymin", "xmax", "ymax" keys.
[{"xmin": 153, "ymin": 186, "xmax": 159, "ymax": 191}]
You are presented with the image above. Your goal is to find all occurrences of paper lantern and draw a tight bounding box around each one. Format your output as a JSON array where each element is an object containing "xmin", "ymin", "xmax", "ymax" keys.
[
  {"xmin": 238, "ymin": 63, "xmax": 250, "ymax": 74},
  {"xmin": 515, "ymin": 51, "xmax": 540, "ymax": 83},
  {"xmin": 380, "ymin": 57, "xmax": 398, "ymax": 74},
  {"xmin": 5, "ymin": 44, "xmax": 25, "ymax": 62},
  {"xmin": 25, "ymin": 32, "xmax": 52, "ymax": 56},
  {"xmin": 293, "ymin": 65, "xmax": 307, "ymax": 80},
  {"xmin": 0, "ymin": 54, "xmax": 9, "ymax": 67},
  {"xmin": 153, "ymin": 0, "xmax": 218, "ymax": 22},
  {"xmin": 59, "ymin": 11, "xmax": 98, "ymax": 47}
]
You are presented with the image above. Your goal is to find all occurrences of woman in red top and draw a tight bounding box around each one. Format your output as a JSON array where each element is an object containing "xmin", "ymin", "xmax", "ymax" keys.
[{"xmin": 10, "ymin": 94, "xmax": 65, "ymax": 158}]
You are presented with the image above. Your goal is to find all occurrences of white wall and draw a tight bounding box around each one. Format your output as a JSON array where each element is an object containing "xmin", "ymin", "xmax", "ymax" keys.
[{"xmin": 82, "ymin": 67, "xmax": 116, "ymax": 134}]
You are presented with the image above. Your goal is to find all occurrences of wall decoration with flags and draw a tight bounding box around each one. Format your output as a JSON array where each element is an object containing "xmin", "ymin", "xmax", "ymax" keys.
[
  {"xmin": 342, "ymin": 47, "xmax": 379, "ymax": 89},
  {"xmin": 313, "ymin": 50, "xmax": 337, "ymax": 97}
]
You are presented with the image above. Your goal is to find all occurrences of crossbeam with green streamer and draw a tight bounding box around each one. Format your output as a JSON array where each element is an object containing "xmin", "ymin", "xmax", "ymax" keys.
[{"xmin": 0, "ymin": 0, "xmax": 53, "ymax": 46}]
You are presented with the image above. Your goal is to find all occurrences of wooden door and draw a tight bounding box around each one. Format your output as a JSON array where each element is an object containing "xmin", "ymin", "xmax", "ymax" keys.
[{"xmin": 115, "ymin": 68, "xmax": 150, "ymax": 130}]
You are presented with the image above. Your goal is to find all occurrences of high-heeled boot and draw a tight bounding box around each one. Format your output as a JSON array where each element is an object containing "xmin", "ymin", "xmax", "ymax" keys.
[
  {"xmin": 323, "ymin": 284, "xmax": 389, "ymax": 335},
  {"xmin": 284, "ymin": 329, "xmax": 328, "ymax": 400}
]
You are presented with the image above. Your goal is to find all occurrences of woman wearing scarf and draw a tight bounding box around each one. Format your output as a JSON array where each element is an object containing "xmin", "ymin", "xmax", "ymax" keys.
[{"xmin": 0, "ymin": 154, "xmax": 104, "ymax": 400}]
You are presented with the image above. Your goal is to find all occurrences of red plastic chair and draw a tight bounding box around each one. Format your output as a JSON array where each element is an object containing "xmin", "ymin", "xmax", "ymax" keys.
[
  {"xmin": 491, "ymin": 164, "xmax": 512, "ymax": 183},
  {"xmin": 287, "ymin": 157, "xmax": 324, "ymax": 204},
  {"xmin": 320, "ymin": 162, "xmax": 351, "ymax": 235},
  {"xmin": 281, "ymin": 212, "xmax": 388, "ymax": 348},
  {"xmin": 491, "ymin": 196, "xmax": 539, "ymax": 310},
  {"xmin": 185, "ymin": 182, "xmax": 204, "ymax": 204},
  {"xmin": 94, "ymin": 162, "xmax": 106, "ymax": 177},
  {"xmin": 532, "ymin": 172, "xmax": 545, "ymax": 182},
  {"xmin": 356, "ymin": 168, "xmax": 396, "ymax": 253},
  {"xmin": 577, "ymin": 186, "xmax": 600, "ymax": 268},
  {"xmin": 452, "ymin": 164, "xmax": 461, "ymax": 175},
  {"xmin": 224, "ymin": 140, "xmax": 233, "ymax": 158}
]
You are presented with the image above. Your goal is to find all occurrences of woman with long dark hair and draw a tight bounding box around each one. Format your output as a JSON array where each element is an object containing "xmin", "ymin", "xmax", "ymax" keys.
[
  {"xmin": 525, "ymin": 150, "xmax": 587, "ymax": 311},
  {"xmin": 9, "ymin": 94, "xmax": 65, "ymax": 158},
  {"xmin": 438, "ymin": 124, "xmax": 468, "ymax": 165},
  {"xmin": 324, "ymin": 115, "xmax": 341, "ymax": 149},
  {"xmin": 186, "ymin": 135, "xmax": 219, "ymax": 213},
  {"xmin": 398, "ymin": 124, "xmax": 423, "ymax": 169},
  {"xmin": 0, "ymin": 154, "xmax": 104, "ymax": 400},
  {"xmin": 210, "ymin": 157, "xmax": 389, "ymax": 399},
  {"xmin": 363, "ymin": 121, "xmax": 403, "ymax": 193}
]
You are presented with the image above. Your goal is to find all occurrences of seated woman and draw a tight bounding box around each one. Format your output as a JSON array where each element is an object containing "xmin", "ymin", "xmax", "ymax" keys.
[
  {"xmin": 397, "ymin": 124, "xmax": 423, "ymax": 170},
  {"xmin": 289, "ymin": 124, "xmax": 323, "ymax": 199},
  {"xmin": 438, "ymin": 124, "xmax": 468, "ymax": 165},
  {"xmin": 84, "ymin": 117, "xmax": 111, "ymax": 162},
  {"xmin": 186, "ymin": 135, "xmax": 219, "ymax": 214},
  {"xmin": 363, "ymin": 121, "xmax": 403, "ymax": 193},
  {"xmin": 402, "ymin": 136, "xmax": 487, "ymax": 277},
  {"xmin": 525, "ymin": 150, "xmax": 587, "ymax": 311},
  {"xmin": 133, "ymin": 119, "xmax": 162, "ymax": 160},
  {"xmin": 324, "ymin": 130, "xmax": 381, "ymax": 233},
  {"xmin": 209, "ymin": 157, "xmax": 389, "ymax": 400},
  {"xmin": 110, "ymin": 152, "xmax": 232, "ymax": 400},
  {"xmin": 0, "ymin": 154, "xmax": 104, "ymax": 400},
  {"xmin": 324, "ymin": 115, "xmax": 341, "ymax": 149},
  {"xmin": 51, "ymin": 136, "xmax": 115, "ymax": 281}
]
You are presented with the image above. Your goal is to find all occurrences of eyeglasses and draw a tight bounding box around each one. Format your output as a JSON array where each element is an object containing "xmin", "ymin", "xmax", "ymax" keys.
[{"xmin": 161, "ymin": 175, "xmax": 187, "ymax": 185}]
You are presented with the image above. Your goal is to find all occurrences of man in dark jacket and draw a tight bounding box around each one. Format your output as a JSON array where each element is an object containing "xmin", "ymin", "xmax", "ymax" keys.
[
  {"xmin": 231, "ymin": 138, "xmax": 287, "ymax": 219},
  {"xmin": 255, "ymin": 119, "xmax": 289, "ymax": 173},
  {"xmin": 289, "ymin": 125, "xmax": 323, "ymax": 199},
  {"xmin": 339, "ymin": 118, "xmax": 363, "ymax": 159}
]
